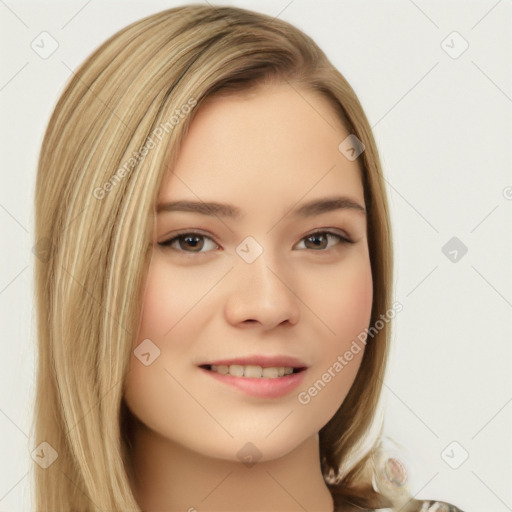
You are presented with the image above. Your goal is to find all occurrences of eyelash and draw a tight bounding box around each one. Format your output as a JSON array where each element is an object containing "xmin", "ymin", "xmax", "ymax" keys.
[{"xmin": 157, "ymin": 229, "xmax": 354, "ymax": 256}]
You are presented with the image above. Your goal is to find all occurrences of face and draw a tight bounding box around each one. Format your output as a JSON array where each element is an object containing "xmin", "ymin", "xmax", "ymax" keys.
[{"xmin": 123, "ymin": 82, "xmax": 373, "ymax": 463}]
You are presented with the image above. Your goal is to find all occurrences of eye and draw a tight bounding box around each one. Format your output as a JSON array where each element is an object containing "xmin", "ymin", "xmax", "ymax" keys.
[
  {"xmin": 294, "ymin": 230, "xmax": 353, "ymax": 251},
  {"xmin": 158, "ymin": 232, "xmax": 219, "ymax": 253},
  {"xmin": 158, "ymin": 229, "xmax": 353, "ymax": 255}
]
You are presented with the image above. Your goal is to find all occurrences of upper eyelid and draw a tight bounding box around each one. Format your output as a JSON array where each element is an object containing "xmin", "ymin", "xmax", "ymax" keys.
[{"xmin": 159, "ymin": 230, "xmax": 217, "ymax": 245}]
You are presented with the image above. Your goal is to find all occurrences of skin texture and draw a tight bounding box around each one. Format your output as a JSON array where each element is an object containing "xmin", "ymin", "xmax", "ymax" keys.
[{"xmin": 123, "ymin": 82, "xmax": 373, "ymax": 512}]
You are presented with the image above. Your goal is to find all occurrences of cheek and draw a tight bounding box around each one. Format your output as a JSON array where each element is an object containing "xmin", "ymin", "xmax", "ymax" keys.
[
  {"xmin": 125, "ymin": 257, "xmax": 207, "ymax": 436},
  {"xmin": 296, "ymin": 254, "xmax": 372, "ymax": 415},
  {"xmin": 334, "ymin": 261, "xmax": 373, "ymax": 341},
  {"xmin": 136, "ymin": 257, "xmax": 207, "ymax": 345},
  {"xmin": 306, "ymin": 254, "xmax": 373, "ymax": 347},
  {"xmin": 125, "ymin": 259, "xmax": 188, "ymax": 416},
  {"xmin": 138, "ymin": 259, "xmax": 179, "ymax": 341}
]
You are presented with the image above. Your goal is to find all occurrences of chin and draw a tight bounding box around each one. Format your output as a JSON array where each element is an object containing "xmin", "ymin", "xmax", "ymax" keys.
[{"xmin": 188, "ymin": 429, "xmax": 313, "ymax": 464}]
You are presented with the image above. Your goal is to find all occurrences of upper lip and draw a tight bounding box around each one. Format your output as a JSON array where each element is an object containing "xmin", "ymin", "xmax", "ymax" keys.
[{"xmin": 198, "ymin": 355, "xmax": 308, "ymax": 369}]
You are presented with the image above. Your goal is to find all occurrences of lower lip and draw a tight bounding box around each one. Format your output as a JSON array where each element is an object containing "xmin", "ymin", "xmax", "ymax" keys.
[{"xmin": 199, "ymin": 367, "xmax": 307, "ymax": 398}]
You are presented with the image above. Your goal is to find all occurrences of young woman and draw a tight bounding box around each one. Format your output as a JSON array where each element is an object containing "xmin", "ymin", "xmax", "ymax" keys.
[{"xmin": 32, "ymin": 4, "xmax": 465, "ymax": 511}]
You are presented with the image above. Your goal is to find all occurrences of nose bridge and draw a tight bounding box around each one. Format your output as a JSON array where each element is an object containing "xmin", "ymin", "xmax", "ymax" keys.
[
  {"xmin": 237, "ymin": 247, "xmax": 282, "ymax": 293},
  {"xmin": 224, "ymin": 238, "xmax": 300, "ymax": 327}
]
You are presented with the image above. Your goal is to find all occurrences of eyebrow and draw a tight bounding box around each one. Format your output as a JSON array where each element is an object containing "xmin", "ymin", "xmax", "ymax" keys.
[{"xmin": 157, "ymin": 196, "xmax": 366, "ymax": 218}]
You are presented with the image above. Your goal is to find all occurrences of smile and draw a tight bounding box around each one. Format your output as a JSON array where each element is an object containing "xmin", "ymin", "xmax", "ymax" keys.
[
  {"xmin": 203, "ymin": 364, "xmax": 300, "ymax": 378},
  {"xmin": 199, "ymin": 364, "xmax": 307, "ymax": 398}
]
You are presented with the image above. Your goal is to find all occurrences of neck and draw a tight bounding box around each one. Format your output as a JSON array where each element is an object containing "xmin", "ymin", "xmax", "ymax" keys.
[{"xmin": 129, "ymin": 421, "xmax": 334, "ymax": 512}]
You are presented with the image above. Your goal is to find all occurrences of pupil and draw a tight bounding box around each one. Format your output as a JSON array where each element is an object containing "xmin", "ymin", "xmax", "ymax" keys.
[
  {"xmin": 182, "ymin": 235, "xmax": 202, "ymax": 251},
  {"xmin": 307, "ymin": 233, "xmax": 326, "ymax": 250}
]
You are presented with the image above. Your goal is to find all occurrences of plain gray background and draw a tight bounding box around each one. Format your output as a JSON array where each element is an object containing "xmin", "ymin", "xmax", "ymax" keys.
[{"xmin": 1, "ymin": 1, "xmax": 511, "ymax": 511}]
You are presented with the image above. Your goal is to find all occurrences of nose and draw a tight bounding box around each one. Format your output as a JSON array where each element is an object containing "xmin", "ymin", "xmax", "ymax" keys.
[{"xmin": 224, "ymin": 252, "xmax": 301, "ymax": 330}]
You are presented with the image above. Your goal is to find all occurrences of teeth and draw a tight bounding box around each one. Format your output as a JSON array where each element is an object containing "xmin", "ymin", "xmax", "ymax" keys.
[
  {"xmin": 216, "ymin": 365, "xmax": 229, "ymax": 375},
  {"xmin": 262, "ymin": 367, "xmax": 278, "ymax": 378},
  {"xmin": 210, "ymin": 364, "xmax": 296, "ymax": 378},
  {"xmin": 244, "ymin": 365, "xmax": 262, "ymax": 378},
  {"xmin": 229, "ymin": 364, "xmax": 244, "ymax": 377}
]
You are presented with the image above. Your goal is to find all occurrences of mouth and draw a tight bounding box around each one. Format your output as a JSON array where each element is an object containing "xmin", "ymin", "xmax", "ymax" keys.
[
  {"xmin": 197, "ymin": 357, "xmax": 308, "ymax": 398},
  {"xmin": 199, "ymin": 364, "xmax": 307, "ymax": 378}
]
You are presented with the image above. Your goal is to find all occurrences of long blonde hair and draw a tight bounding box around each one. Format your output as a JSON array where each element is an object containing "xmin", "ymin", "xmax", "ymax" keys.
[{"xmin": 32, "ymin": 4, "xmax": 408, "ymax": 511}]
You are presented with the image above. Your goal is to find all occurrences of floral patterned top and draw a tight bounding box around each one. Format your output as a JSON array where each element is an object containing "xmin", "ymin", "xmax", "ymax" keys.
[
  {"xmin": 330, "ymin": 454, "xmax": 465, "ymax": 512},
  {"xmin": 418, "ymin": 502, "xmax": 464, "ymax": 512},
  {"xmin": 373, "ymin": 501, "xmax": 465, "ymax": 512}
]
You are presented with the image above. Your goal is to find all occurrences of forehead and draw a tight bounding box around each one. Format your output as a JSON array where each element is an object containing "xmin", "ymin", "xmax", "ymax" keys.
[{"xmin": 158, "ymin": 83, "xmax": 364, "ymax": 215}]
